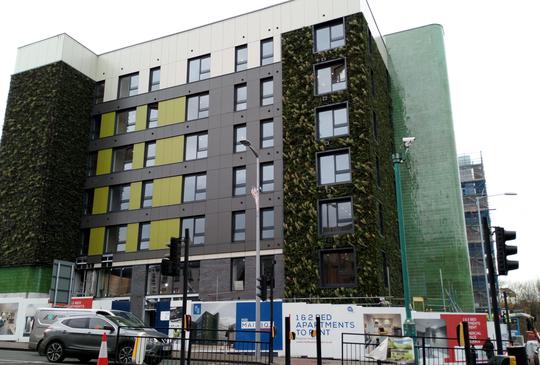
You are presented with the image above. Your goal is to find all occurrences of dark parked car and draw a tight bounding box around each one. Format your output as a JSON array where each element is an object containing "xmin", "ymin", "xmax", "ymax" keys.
[{"xmin": 38, "ymin": 313, "xmax": 170, "ymax": 364}]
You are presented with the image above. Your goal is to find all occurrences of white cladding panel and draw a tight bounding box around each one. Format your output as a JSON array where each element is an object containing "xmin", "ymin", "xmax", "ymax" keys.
[{"xmin": 14, "ymin": 0, "xmax": 380, "ymax": 97}]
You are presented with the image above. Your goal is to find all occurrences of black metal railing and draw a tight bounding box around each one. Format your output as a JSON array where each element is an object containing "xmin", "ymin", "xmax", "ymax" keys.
[
  {"xmin": 114, "ymin": 326, "xmax": 272, "ymax": 365},
  {"xmin": 341, "ymin": 333, "xmax": 511, "ymax": 365}
]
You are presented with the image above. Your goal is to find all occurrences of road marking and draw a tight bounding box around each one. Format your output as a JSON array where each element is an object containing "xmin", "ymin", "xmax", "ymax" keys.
[{"xmin": 0, "ymin": 360, "xmax": 49, "ymax": 364}]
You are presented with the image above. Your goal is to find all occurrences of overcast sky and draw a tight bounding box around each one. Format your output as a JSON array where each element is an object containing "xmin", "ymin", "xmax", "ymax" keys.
[{"xmin": 0, "ymin": 0, "xmax": 537, "ymax": 283}]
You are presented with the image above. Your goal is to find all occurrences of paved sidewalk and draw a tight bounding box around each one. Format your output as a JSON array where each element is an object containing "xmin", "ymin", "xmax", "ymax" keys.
[{"xmin": 0, "ymin": 341, "xmax": 29, "ymax": 351}]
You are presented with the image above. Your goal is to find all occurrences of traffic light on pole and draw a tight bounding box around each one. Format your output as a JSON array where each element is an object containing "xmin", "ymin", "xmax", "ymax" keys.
[
  {"xmin": 495, "ymin": 227, "xmax": 518, "ymax": 275},
  {"xmin": 257, "ymin": 275, "xmax": 267, "ymax": 301},
  {"xmin": 161, "ymin": 237, "xmax": 181, "ymax": 276}
]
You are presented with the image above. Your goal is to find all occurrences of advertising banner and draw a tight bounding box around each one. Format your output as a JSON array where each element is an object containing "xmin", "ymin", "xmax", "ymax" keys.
[
  {"xmin": 441, "ymin": 313, "xmax": 488, "ymax": 362},
  {"xmin": 286, "ymin": 303, "xmax": 361, "ymax": 358},
  {"xmin": 191, "ymin": 300, "xmax": 283, "ymax": 352},
  {"xmin": 68, "ymin": 297, "xmax": 93, "ymax": 309},
  {"xmin": 0, "ymin": 303, "xmax": 18, "ymax": 336}
]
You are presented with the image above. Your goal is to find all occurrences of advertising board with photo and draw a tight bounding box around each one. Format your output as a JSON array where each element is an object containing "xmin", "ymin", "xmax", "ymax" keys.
[{"xmin": 0, "ymin": 303, "xmax": 19, "ymax": 336}]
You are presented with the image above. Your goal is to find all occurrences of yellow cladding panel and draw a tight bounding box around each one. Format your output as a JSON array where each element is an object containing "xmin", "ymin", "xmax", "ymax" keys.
[
  {"xmin": 132, "ymin": 143, "xmax": 145, "ymax": 169},
  {"xmin": 158, "ymin": 97, "xmax": 185, "ymax": 126},
  {"xmin": 153, "ymin": 176, "xmax": 182, "ymax": 207},
  {"xmin": 92, "ymin": 187, "xmax": 109, "ymax": 214},
  {"xmin": 126, "ymin": 223, "xmax": 139, "ymax": 252},
  {"xmin": 156, "ymin": 136, "xmax": 184, "ymax": 166},
  {"xmin": 150, "ymin": 219, "xmax": 180, "ymax": 250},
  {"xmin": 96, "ymin": 149, "xmax": 112, "ymax": 175},
  {"xmin": 135, "ymin": 105, "xmax": 147, "ymax": 131},
  {"xmin": 99, "ymin": 112, "xmax": 115, "ymax": 138},
  {"xmin": 88, "ymin": 227, "xmax": 105, "ymax": 256},
  {"xmin": 129, "ymin": 182, "xmax": 142, "ymax": 210}
]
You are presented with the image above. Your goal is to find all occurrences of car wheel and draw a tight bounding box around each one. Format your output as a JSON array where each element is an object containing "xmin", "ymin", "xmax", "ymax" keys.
[
  {"xmin": 45, "ymin": 341, "xmax": 65, "ymax": 363},
  {"xmin": 77, "ymin": 357, "xmax": 92, "ymax": 363},
  {"xmin": 116, "ymin": 343, "xmax": 133, "ymax": 364}
]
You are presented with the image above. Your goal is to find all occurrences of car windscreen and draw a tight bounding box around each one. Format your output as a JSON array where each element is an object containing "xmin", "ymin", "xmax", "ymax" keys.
[
  {"xmin": 107, "ymin": 315, "xmax": 145, "ymax": 328},
  {"xmin": 109, "ymin": 311, "xmax": 145, "ymax": 327}
]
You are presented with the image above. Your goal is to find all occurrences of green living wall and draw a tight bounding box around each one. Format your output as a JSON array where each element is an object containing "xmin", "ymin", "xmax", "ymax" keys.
[
  {"xmin": 281, "ymin": 13, "xmax": 402, "ymax": 300},
  {"xmin": 0, "ymin": 61, "xmax": 94, "ymax": 273}
]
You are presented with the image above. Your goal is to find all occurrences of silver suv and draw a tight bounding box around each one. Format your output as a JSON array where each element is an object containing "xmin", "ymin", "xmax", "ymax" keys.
[{"xmin": 38, "ymin": 313, "xmax": 171, "ymax": 364}]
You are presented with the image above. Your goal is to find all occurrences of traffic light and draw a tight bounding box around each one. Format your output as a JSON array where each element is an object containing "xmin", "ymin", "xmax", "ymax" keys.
[
  {"xmin": 161, "ymin": 237, "xmax": 181, "ymax": 276},
  {"xmin": 495, "ymin": 227, "xmax": 518, "ymax": 275},
  {"xmin": 183, "ymin": 314, "xmax": 192, "ymax": 331},
  {"xmin": 257, "ymin": 275, "xmax": 267, "ymax": 301}
]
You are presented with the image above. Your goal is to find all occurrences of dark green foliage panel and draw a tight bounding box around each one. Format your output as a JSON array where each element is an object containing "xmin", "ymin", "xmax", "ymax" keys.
[
  {"xmin": 0, "ymin": 62, "xmax": 94, "ymax": 266},
  {"xmin": 281, "ymin": 14, "xmax": 402, "ymax": 299},
  {"xmin": 0, "ymin": 266, "xmax": 52, "ymax": 293}
]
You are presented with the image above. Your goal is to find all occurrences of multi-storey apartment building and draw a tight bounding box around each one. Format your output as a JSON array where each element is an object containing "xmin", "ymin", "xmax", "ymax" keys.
[
  {"xmin": 459, "ymin": 153, "xmax": 491, "ymax": 313},
  {"xmin": 0, "ymin": 0, "xmax": 403, "ymax": 320},
  {"xmin": 0, "ymin": 0, "xmax": 474, "ymax": 324}
]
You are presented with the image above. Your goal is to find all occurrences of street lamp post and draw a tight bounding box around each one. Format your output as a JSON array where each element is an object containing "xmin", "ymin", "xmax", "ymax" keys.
[
  {"xmin": 240, "ymin": 139, "xmax": 261, "ymax": 358},
  {"xmin": 474, "ymin": 192, "xmax": 516, "ymax": 318},
  {"xmin": 392, "ymin": 151, "xmax": 416, "ymax": 337}
]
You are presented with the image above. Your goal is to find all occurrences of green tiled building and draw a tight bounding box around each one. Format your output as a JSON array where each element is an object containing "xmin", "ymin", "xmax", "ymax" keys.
[{"xmin": 385, "ymin": 25, "xmax": 475, "ymax": 312}]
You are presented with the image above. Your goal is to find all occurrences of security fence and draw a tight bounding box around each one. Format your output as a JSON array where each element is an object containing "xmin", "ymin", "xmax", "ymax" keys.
[
  {"xmin": 115, "ymin": 326, "xmax": 272, "ymax": 365},
  {"xmin": 341, "ymin": 333, "xmax": 505, "ymax": 365}
]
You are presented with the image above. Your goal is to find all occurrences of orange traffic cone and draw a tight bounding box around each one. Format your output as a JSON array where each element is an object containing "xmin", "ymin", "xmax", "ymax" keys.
[{"xmin": 97, "ymin": 332, "xmax": 109, "ymax": 365}]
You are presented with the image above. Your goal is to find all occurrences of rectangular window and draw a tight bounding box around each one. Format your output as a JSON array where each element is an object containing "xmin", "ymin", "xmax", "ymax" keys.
[
  {"xmin": 147, "ymin": 104, "xmax": 158, "ymax": 129},
  {"xmin": 146, "ymin": 262, "xmax": 200, "ymax": 295},
  {"xmin": 185, "ymin": 133, "xmax": 208, "ymax": 160},
  {"xmin": 260, "ymin": 163, "xmax": 274, "ymax": 192},
  {"xmin": 112, "ymin": 145, "xmax": 134, "ymax": 172},
  {"xmin": 183, "ymin": 174, "xmax": 207, "ymax": 202},
  {"xmin": 105, "ymin": 225, "xmax": 128, "ymax": 253},
  {"xmin": 378, "ymin": 202, "xmax": 384, "ymax": 236},
  {"xmin": 314, "ymin": 19, "xmax": 345, "ymax": 52},
  {"xmin": 138, "ymin": 222, "xmax": 151, "ymax": 250},
  {"xmin": 86, "ymin": 152, "xmax": 97, "ymax": 177},
  {"xmin": 261, "ymin": 255, "xmax": 275, "ymax": 282},
  {"xmin": 149, "ymin": 67, "xmax": 160, "ymax": 92},
  {"xmin": 235, "ymin": 45, "xmax": 248, "ymax": 72},
  {"xmin": 261, "ymin": 208, "xmax": 274, "ymax": 240},
  {"xmin": 109, "ymin": 184, "xmax": 130, "ymax": 212},
  {"xmin": 261, "ymin": 78, "xmax": 274, "ymax": 106},
  {"xmin": 115, "ymin": 108, "xmax": 137, "ymax": 134},
  {"xmin": 80, "ymin": 229, "xmax": 90, "ymax": 256},
  {"xmin": 260, "ymin": 38, "xmax": 274, "ymax": 66},
  {"xmin": 315, "ymin": 60, "xmax": 347, "ymax": 95},
  {"xmin": 234, "ymin": 124, "xmax": 247, "ymax": 153},
  {"xmin": 317, "ymin": 103, "xmax": 348, "ymax": 139},
  {"xmin": 372, "ymin": 111, "xmax": 378, "ymax": 140},
  {"xmin": 188, "ymin": 54, "xmax": 211, "ymax": 83},
  {"xmin": 235, "ymin": 84, "xmax": 247, "ymax": 111},
  {"xmin": 97, "ymin": 267, "xmax": 132, "ymax": 297},
  {"xmin": 376, "ymin": 156, "xmax": 381, "ymax": 187},
  {"xmin": 94, "ymin": 81, "xmax": 105, "ymax": 104},
  {"xmin": 144, "ymin": 141, "xmax": 156, "ymax": 167},
  {"xmin": 90, "ymin": 116, "xmax": 101, "ymax": 141},
  {"xmin": 319, "ymin": 198, "xmax": 353, "ymax": 235},
  {"xmin": 232, "ymin": 211, "xmax": 246, "ymax": 242},
  {"xmin": 118, "ymin": 73, "xmax": 139, "ymax": 98},
  {"xmin": 320, "ymin": 248, "xmax": 356, "ymax": 288},
  {"xmin": 187, "ymin": 93, "xmax": 209, "ymax": 121},
  {"xmin": 260, "ymin": 119, "xmax": 274, "ymax": 148},
  {"xmin": 181, "ymin": 216, "xmax": 205, "ymax": 245},
  {"xmin": 231, "ymin": 257, "xmax": 245, "ymax": 291},
  {"xmin": 233, "ymin": 166, "xmax": 246, "ymax": 196},
  {"xmin": 141, "ymin": 181, "xmax": 153, "ymax": 208},
  {"xmin": 370, "ymin": 69, "xmax": 375, "ymax": 96},
  {"xmin": 317, "ymin": 149, "xmax": 351, "ymax": 185},
  {"xmin": 82, "ymin": 189, "xmax": 94, "ymax": 215}
]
